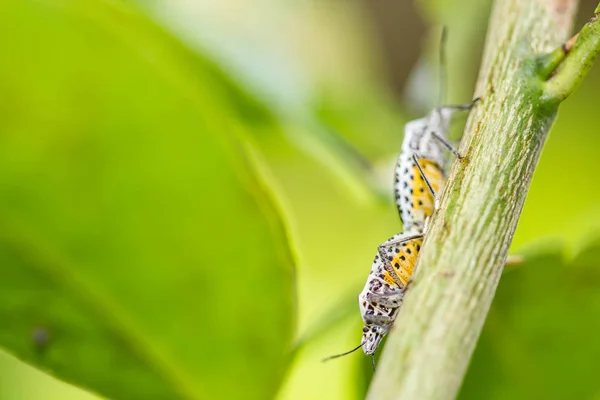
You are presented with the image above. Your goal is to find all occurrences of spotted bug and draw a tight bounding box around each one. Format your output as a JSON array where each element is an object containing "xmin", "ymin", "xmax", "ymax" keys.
[
  {"xmin": 358, "ymin": 232, "xmax": 423, "ymax": 356},
  {"xmin": 324, "ymin": 29, "xmax": 480, "ymax": 369},
  {"xmin": 394, "ymin": 101, "xmax": 478, "ymax": 234},
  {"xmin": 324, "ymin": 232, "xmax": 423, "ymax": 369},
  {"xmin": 348, "ymin": 102, "xmax": 477, "ymax": 366},
  {"xmin": 324, "ymin": 102, "xmax": 478, "ymax": 368}
]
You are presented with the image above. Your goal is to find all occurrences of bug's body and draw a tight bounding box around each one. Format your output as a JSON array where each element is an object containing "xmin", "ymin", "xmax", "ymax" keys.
[
  {"xmin": 395, "ymin": 153, "xmax": 444, "ymax": 234},
  {"xmin": 358, "ymin": 233, "xmax": 423, "ymax": 354},
  {"xmin": 394, "ymin": 107, "xmax": 456, "ymax": 233},
  {"xmin": 323, "ymin": 84, "xmax": 479, "ymax": 364},
  {"xmin": 324, "ymin": 28, "xmax": 482, "ymax": 367},
  {"xmin": 358, "ymin": 104, "xmax": 476, "ymax": 357}
]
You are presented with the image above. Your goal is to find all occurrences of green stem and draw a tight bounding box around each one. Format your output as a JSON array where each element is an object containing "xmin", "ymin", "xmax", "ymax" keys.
[
  {"xmin": 543, "ymin": 3, "xmax": 600, "ymax": 102},
  {"xmin": 537, "ymin": 40, "xmax": 570, "ymax": 79},
  {"xmin": 366, "ymin": 0, "xmax": 581, "ymax": 399}
]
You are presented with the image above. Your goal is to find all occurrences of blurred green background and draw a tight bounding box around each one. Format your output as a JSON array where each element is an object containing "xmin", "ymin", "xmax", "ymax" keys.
[{"xmin": 1, "ymin": 0, "xmax": 599, "ymax": 399}]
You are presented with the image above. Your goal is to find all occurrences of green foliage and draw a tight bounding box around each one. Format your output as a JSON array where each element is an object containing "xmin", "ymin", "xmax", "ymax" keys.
[
  {"xmin": 2, "ymin": 0, "xmax": 600, "ymax": 399},
  {"xmin": 0, "ymin": 1, "xmax": 294, "ymax": 399},
  {"xmin": 460, "ymin": 238, "xmax": 600, "ymax": 399}
]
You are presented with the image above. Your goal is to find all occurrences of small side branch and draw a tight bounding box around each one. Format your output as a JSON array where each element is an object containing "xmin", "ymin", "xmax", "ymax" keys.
[
  {"xmin": 537, "ymin": 34, "xmax": 578, "ymax": 79},
  {"xmin": 543, "ymin": 3, "xmax": 600, "ymax": 102}
]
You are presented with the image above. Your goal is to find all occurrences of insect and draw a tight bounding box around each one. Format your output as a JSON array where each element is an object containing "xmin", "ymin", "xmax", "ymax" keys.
[
  {"xmin": 395, "ymin": 27, "xmax": 479, "ymax": 234},
  {"xmin": 324, "ymin": 28, "xmax": 479, "ymax": 370},
  {"xmin": 324, "ymin": 232, "xmax": 423, "ymax": 370},
  {"xmin": 394, "ymin": 99, "xmax": 479, "ymax": 234},
  {"xmin": 358, "ymin": 233, "xmax": 423, "ymax": 364}
]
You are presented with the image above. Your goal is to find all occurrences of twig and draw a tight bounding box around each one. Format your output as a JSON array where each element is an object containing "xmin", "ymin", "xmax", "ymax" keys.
[
  {"xmin": 543, "ymin": 4, "xmax": 600, "ymax": 101},
  {"xmin": 366, "ymin": 0, "xmax": 600, "ymax": 399}
]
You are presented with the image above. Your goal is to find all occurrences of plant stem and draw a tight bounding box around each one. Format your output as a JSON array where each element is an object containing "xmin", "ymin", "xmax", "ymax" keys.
[
  {"xmin": 544, "ymin": 3, "xmax": 600, "ymax": 101},
  {"xmin": 366, "ymin": 0, "xmax": 587, "ymax": 399}
]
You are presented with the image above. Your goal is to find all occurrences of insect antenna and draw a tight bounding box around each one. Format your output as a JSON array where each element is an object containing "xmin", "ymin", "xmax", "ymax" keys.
[
  {"xmin": 438, "ymin": 25, "xmax": 448, "ymax": 107},
  {"xmin": 322, "ymin": 342, "xmax": 364, "ymax": 362},
  {"xmin": 371, "ymin": 354, "xmax": 377, "ymax": 372}
]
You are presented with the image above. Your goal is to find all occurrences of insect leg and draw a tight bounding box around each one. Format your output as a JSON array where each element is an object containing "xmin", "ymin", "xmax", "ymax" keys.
[
  {"xmin": 439, "ymin": 97, "xmax": 480, "ymax": 112},
  {"xmin": 430, "ymin": 130, "xmax": 463, "ymax": 159},
  {"xmin": 431, "ymin": 98, "xmax": 480, "ymax": 159},
  {"xmin": 412, "ymin": 153, "xmax": 438, "ymax": 201},
  {"xmin": 364, "ymin": 312, "xmax": 395, "ymax": 326},
  {"xmin": 366, "ymin": 290, "xmax": 404, "ymax": 308},
  {"xmin": 371, "ymin": 355, "xmax": 376, "ymax": 372},
  {"xmin": 378, "ymin": 233, "xmax": 424, "ymax": 250}
]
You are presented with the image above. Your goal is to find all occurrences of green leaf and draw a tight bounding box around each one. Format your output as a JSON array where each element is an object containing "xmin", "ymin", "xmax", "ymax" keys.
[
  {"xmin": 0, "ymin": 1, "xmax": 295, "ymax": 399},
  {"xmin": 0, "ymin": 350, "xmax": 100, "ymax": 400},
  {"xmin": 459, "ymin": 238, "xmax": 600, "ymax": 399}
]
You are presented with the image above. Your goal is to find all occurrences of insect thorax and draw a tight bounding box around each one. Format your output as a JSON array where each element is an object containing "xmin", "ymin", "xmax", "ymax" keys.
[{"xmin": 402, "ymin": 120, "xmax": 447, "ymax": 166}]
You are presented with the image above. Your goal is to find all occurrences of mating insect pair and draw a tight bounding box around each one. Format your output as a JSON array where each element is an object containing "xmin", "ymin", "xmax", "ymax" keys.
[
  {"xmin": 324, "ymin": 99, "xmax": 478, "ymax": 370},
  {"xmin": 323, "ymin": 27, "xmax": 480, "ymax": 370}
]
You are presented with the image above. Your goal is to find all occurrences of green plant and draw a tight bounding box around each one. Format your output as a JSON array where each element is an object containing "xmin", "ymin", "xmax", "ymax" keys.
[{"xmin": 1, "ymin": 1, "xmax": 600, "ymax": 400}]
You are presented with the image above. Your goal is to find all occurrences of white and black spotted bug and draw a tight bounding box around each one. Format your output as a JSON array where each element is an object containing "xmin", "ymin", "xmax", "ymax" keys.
[
  {"xmin": 323, "ymin": 232, "xmax": 423, "ymax": 370},
  {"xmin": 324, "ymin": 28, "xmax": 480, "ymax": 370},
  {"xmin": 395, "ymin": 27, "xmax": 479, "ymax": 234},
  {"xmin": 394, "ymin": 99, "xmax": 478, "ymax": 235}
]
